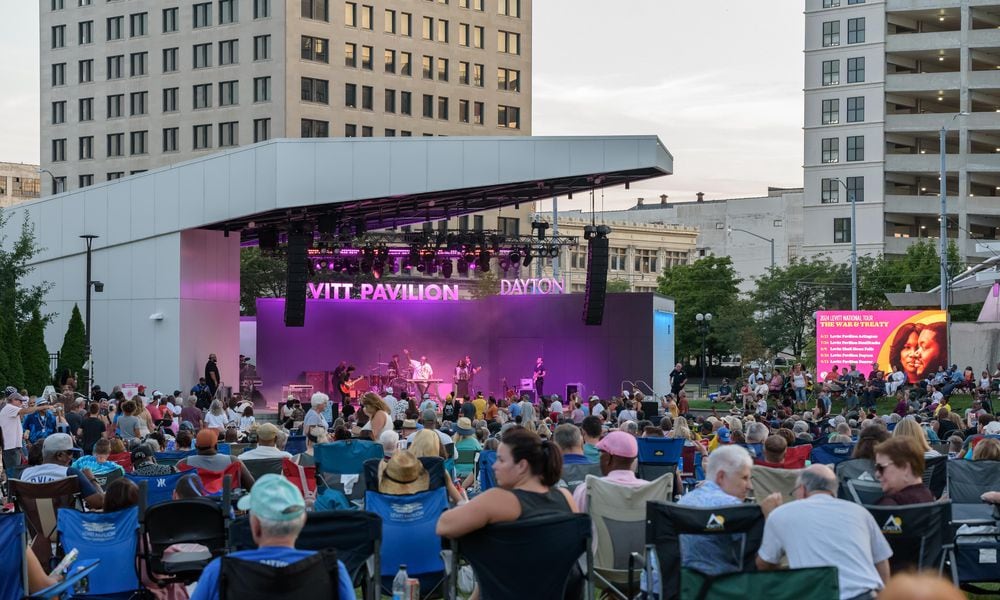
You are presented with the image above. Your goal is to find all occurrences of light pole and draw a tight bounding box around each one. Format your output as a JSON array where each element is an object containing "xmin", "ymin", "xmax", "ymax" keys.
[
  {"xmin": 80, "ymin": 235, "xmax": 104, "ymax": 397},
  {"xmin": 37, "ymin": 168, "xmax": 57, "ymax": 195},
  {"xmin": 726, "ymin": 226, "xmax": 775, "ymax": 270},
  {"xmin": 940, "ymin": 111, "xmax": 969, "ymax": 310},
  {"xmin": 832, "ymin": 179, "xmax": 858, "ymax": 311},
  {"xmin": 695, "ymin": 312, "xmax": 712, "ymax": 392}
]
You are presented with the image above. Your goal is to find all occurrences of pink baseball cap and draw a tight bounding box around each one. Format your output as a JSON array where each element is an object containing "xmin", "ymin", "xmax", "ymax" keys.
[{"xmin": 596, "ymin": 431, "xmax": 638, "ymax": 459}]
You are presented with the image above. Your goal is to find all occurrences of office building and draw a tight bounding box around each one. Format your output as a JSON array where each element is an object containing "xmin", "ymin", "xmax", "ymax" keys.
[
  {"xmin": 0, "ymin": 162, "xmax": 42, "ymax": 208},
  {"xmin": 803, "ymin": 0, "xmax": 1000, "ymax": 263}
]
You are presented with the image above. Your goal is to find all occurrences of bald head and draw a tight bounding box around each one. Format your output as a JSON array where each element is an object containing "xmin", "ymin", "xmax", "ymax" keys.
[{"xmin": 797, "ymin": 464, "xmax": 837, "ymax": 496}]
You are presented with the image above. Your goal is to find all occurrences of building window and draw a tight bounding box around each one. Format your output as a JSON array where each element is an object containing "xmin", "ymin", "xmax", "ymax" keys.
[
  {"xmin": 474, "ymin": 101, "xmax": 484, "ymax": 124},
  {"xmin": 106, "ymin": 94, "xmax": 123, "ymax": 118},
  {"xmin": 401, "ymin": 91, "xmax": 412, "ymax": 115},
  {"xmin": 345, "ymin": 124, "xmax": 357, "ymax": 137},
  {"xmin": 459, "ymin": 23, "xmax": 469, "ymax": 46},
  {"xmin": 459, "ymin": 99, "xmax": 469, "ymax": 123},
  {"xmin": 474, "ymin": 25, "xmax": 484, "ymax": 48},
  {"xmin": 473, "ymin": 63, "xmax": 484, "ymax": 87},
  {"xmin": 384, "ymin": 49, "xmax": 396, "ymax": 73},
  {"xmin": 79, "ymin": 97, "xmax": 93, "ymax": 121},
  {"xmin": 163, "ymin": 127, "xmax": 178, "ymax": 152},
  {"xmin": 78, "ymin": 59, "xmax": 93, "ymax": 83},
  {"xmin": 846, "ymin": 135, "xmax": 864, "ymax": 161},
  {"xmin": 345, "ymin": 83, "xmax": 357, "ymax": 108},
  {"xmin": 822, "ymin": 21, "xmax": 839, "ymax": 47},
  {"xmin": 129, "ymin": 12, "xmax": 147, "ymax": 37},
  {"xmin": 193, "ymin": 124, "xmax": 212, "ymax": 150},
  {"xmin": 422, "ymin": 94, "xmax": 434, "ymax": 118},
  {"xmin": 106, "ymin": 55, "xmax": 123, "ymax": 79},
  {"xmin": 634, "ymin": 249, "xmax": 658, "ymax": 274},
  {"xmin": 254, "ymin": 0, "xmax": 270, "ymax": 19},
  {"xmin": 385, "ymin": 128, "xmax": 396, "ymax": 137},
  {"xmin": 52, "ymin": 101, "xmax": 66, "ymax": 124},
  {"xmin": 52, "ymin": 25, "xmax": 66, "ymax": 49},
  {"xmin": 422, "ymin": 55, "xmax": 433, "ymax": 79},
  {"xmin": 610, "ymin": 248, "xmax": 627, "ymax": 271},
  {"xmin": 301, "ymin": 118, "xmax": 328, "ymax": 137},
  {"xmin": 438, "ymin": 96, "xmax": 449, "ymax": 120},
  {"xmin": 846, "ymin": 96, "xmax": 864, "ymax": 122},
  {"xmin": 220, "ymin": 80, "xmax": 238, "ymax": 106},
  {"xmin": 458, "ymin": 61, "xmax": 469, "ymax": 85},
  {"xmin": 847, "ymin": 176, "xmax": 864, "ymax": 202},
  {"xmin": 52, "ymin": 62, "xmax": 66, "ymax": 86},
  {"xmin": 821, "ymin": 137, "xmax": 839, "ymax": 163},
  {"xmin": 129, "ymin": 51, "xmax": 147, "ymax": 76},
  {"xmin": 194, "ymin": 3, "xmax": 212, "ymax": 28},
  {"xmin": 384, "ymin": 88, "xmax": 396, "ymax": 113},
  {"xmin": 345, "ymin": 1, "xmax": 356, "ymax": 26},
  {"xmin": 384, "ymin": 8, "xmax": 395, "ymax": 32},
  {"xmin": 847, "ymin": 57, "xmax": 865, "ymax": 83},
  {"xmin": 219, "ymin": 0, "xmax": 238, "ymax": 24},
  {"xmin": 79, "ymin": 174, "xmax": 93, "ymax": 188},
  {"xmin": 437, "ymin": 19, "xmax": 448, "ymax": 42},
  {"xmin": 254, "ymin": 76, "xmax": 271, "ymax": 102},
  {"xmin": 107, "ymin": 172, "xmax": 124, "ymax": 181},
  {"xmin": 499, "ymin": 0, "xmax": 520, "ymax": 17},
  {"xmin": 162, "ymin": 87, "xmax": 178, "ymax": 112},
  {"xmin": 822, "ymin": 60, "xmax": 839, "ymax": 86},
  {"xmin": 345, "ymin": 42, "xmax": 356, "ymax": 67},
  {"xmin": 498, "ymin": 105, "xmax": 520, "ymax": 129},
  {"xmin": 130, "ymin": 130, "xmax": 147, "ymax": 155},
  {"xmin": 847, "ymin": 0, "xmax": 865, "ymax": 4},
  {"xmin": 834, "ymin": 218, "xmax": 851, "ymax": 243},
  {"xmin": 194, "ymin": 84, "xmax": 212, "ymax": 109},
  {"xmin": 302, "ymin": 77, "xmax": 329, "ymax": 103},
  {"xmin": 219, "ymin": 39, "xmax": 239, "ymax": 65},
  {"xmin": 194, "ymin": 43, "xmax": 212, "ymax": 68},
  {"xmin": 821, "ymin": 98, "xmax": 839, "ymax": 125},
  {"xmin": 401, "ymin": 12, "xmax": 412, "ymax": 36},
  {"xmin": 52, "ymin": 0, "xmax": 64, "ymax": 10},
  {"xmin": 254, "ymin": 35, "xmax": 271, "ymax": 60},
  {"xmin": 360, "ymin": 4, "xmax": 373, "ymax": 29},
  {"xmin": 361, "ymin": 45, "xmax": 373, "ymax": 69},
  {"xmin": 302, "ymin": 35, "xmax": 329, "ymax": 62},
  {"xmin": 362, "ymin": 85, "xmax": 373, "ymax": 109},
  {"xmin": 106, "ymin": 16, "xmax": 123, "ymax": 40},
  {"xmin": 823, "ymin": 0, "xmax": 840, "ymax": 6},
  {"xmin": 497, "ymin": 217, "xmax": 519, "ymax": 236},
  {"xmin": 400, "ymin": 51, "xmax": 412, "ymax": 76},
  {"xmin": 437, "ymin": 57, "xmax": 448, "ymax": 81},
  {"xmin": 219, "ymin": 121, "xmax": 238, "ymax": 147},
  {"xmin": 302, "ymin": 0, "xmax": 328, "ymax": 21},
  {"xmin": 422, "ymin": 16, "xmax": 433, "ymax": 40},
  {"xmin": 78, "ymin": 20, "xmax": 93, "ymax": 44},
  {"xmin": 821, "ymin": 178, "xmax": 839, "ymax": 203},
  {"xmin": 163, "ymin": 8, "xmax": 178, "ymax": 32},
  {"xmin": 106, "ymin": 132, "xmax": 124, "ymax": 157},
  {"xmin": 847, "ymin": 17, "xmax": 865, "ymax": 44},
  {"xmin": 362, "ymin": 126, "xmax": 373, "ymax": 137},
  {"xmin": 253, "ymin": 118, "xmax": 270, "ymax": 142},
  {"xmin": 129, "ymin": 91, "xmax": 147, "ymax": 115},
  {"xmin": 498, "ymin": 30, "xmax": 520, "ymax": 54},
  {"xmin": 51, "ymin": 138, "xmax": 66, "ymax": 162},
  {"xmin": 162, "ymin": 47, "xmax": 178, "ymax": 72},
  {"xmin": 498, "ymin": 67, "xmax": 520, "ymax": 92}
]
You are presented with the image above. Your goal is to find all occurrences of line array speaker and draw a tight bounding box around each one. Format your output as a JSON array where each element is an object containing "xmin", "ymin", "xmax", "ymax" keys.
[
  {"xmin": 583, "ymin": 235, "xmax": 609, "ymax": 326},
  {"xmin": 284, "ymin": 232, "xmax": 310, "ymax": 327}
]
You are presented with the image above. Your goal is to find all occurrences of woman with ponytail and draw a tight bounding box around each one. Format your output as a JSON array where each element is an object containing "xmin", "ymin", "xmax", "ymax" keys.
[{"xmin": 436, "ymin": 427, "xmax": 578, "ymax": 538}]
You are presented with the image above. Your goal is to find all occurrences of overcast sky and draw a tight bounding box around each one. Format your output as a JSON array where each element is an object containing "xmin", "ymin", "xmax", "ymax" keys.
[{"xmin": 0, "ymin": 0, "xmax": 803, "ymax": 210}]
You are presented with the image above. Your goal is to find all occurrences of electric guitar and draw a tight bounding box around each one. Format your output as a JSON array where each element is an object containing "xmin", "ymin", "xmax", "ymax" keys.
[{"xmin": 339, "ymin": 376, "xmax": 364, "ymax": 394}]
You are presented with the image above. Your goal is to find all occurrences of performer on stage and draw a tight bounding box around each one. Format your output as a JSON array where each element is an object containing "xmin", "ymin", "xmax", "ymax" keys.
[
  {"xmin": 333, "ymin": 361, "xmax": 357, "ymax": 409},
  {"xmin": 454, "ymin": 357, "xmax": 476, "ymax": 400},
  {"xmin": 404, "ymin": 349, "xmax": 434, "ymax": 399},
  {"xmin": 533, "ymin": 357, "xmax": 546, "ymax": 401},
  {"xmin": 387, "ymin": 354, "xmax": 402, "ymax": 378}
]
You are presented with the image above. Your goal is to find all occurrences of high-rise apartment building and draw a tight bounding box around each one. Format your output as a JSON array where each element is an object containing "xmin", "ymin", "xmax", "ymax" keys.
[
  {"xmin": 39, "ymin": 0, "xmax": 531, "ymax": 196},
  {"xmin": 803, "ymin": 0, "xmax": 1000, "ymax": 263}
]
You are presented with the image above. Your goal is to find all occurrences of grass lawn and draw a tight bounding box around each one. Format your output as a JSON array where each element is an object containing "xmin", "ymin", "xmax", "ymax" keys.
[{"xmin": 687, "ymin": 393, "xmax": 979, "ymax": 416}]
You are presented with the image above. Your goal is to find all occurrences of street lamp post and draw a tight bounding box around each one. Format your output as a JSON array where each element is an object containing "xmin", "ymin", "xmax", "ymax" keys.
[
  {"xmin": 80, "ymin": 235, "xmax": 103, "ymax": 397},
  {"xmin": 726, "ymin": 227, "xmax": 775, "ymax": 270},
  {"xmin": 38, "ymin": 168, "xmax": 56, "ymax": 195},
  {"xmin": 833, "ymin": 179, "xmax": 858, "ymax": 311},
  {"xmin": 695, "ymin": 312, "xmax": 713, "ymax": 392},
  {"xmin": 940, "ymin": 111, "xmax": 969, "ymax": 310}
]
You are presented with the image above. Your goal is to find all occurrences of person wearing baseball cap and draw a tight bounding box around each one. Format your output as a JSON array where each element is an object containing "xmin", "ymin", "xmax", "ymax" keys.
[
  {"xmin": 189, "ymin": 474, "xmax": 356, "ymax": 600},
  {"xmin": 176, "ymin": 430, "xmax": 255, "ymax": 490},
  {"xmin": 571, "ymin": 430, "xmax": 643, "ymax": 511},
  {"xmin": 20, "ymin": 432, "xmax": 105, "ymax": 510},
  {"xmin": 1, "ymin": 389, "xmax": 53, "ymax": 472},
  {"xmin": 237, "ymin": 423, "xmax": 292, "ymax": 461}
]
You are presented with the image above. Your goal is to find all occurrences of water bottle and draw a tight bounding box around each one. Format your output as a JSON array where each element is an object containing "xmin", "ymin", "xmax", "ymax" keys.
[{"xmin": 392, "ymin": 564, "xmax": 409, "ymax": 600}]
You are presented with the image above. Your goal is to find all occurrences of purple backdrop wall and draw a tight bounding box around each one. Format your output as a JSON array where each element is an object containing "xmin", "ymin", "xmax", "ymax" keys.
[{"xmin": 254, "ymin": 293, "xmax": 661, "ymax": 407}]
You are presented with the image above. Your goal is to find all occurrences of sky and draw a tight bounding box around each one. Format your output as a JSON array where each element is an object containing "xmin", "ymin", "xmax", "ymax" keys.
[{"xmin": 0, "ymin": 0, "xmax": 804, "ymax": 210}]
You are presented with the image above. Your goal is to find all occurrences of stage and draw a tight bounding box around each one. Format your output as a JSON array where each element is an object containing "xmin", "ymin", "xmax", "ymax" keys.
[{"xmin": 246, "ymin": 292, "xmax": 675, "ymax": 408}]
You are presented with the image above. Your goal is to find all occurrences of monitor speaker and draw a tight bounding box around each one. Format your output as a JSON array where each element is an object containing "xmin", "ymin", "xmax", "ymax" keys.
[
  {"xmin": 583, "ymin": 235, "xmax": 609, "ymax": 325},
  {"xmin": 284, "ymin": 232, "xmax": 310, "ymax": 327}
]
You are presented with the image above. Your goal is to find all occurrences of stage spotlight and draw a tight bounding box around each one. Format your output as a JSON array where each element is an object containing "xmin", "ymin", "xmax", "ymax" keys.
[
  {"xmin": 477, "ymin": 249, "xmax": 491, "ymax": 271},
  {"xmin": 457, "ymin": 259, "xmax": 469, "ymax": 275},
  {"xmin": 499, "ymin": 257, "xmax": 510, "ymax": 271},
  {"xmin": 548, "ymin": 245, "xmax": 560, "ymax": 258},
  {"xmin": 416, "ymin": 261, "xmax": 426, "ymax": 273},
  {"xmin": 427, "ymin": 259, "xmax": 438, "ymax": 275},
  {"xmin": 441, "ymin": 260, "xmax": 453, "ymax": 279},
  {"xmin": 509, "ymin": 248, "xmax": 521, "ymax": 263},
  {"xmin": 328, "ymin": 261, "xmax": 336, "ymax": 271},
  {"xmin": 409, "ymin": 244, "xmax": 421, "ymax": 264},
  {"xmin": 372, "ymin": 261, "xmax": 383, "ymax": 280},
  {"xmin": 390, "ymin": 258, "xmax": 400, "ymax": 274},
  {"xmin": 318, "ymin": 259, "xmax": 329, "ymax": 270},
  {"xmin": 463, "ymin": 247, "xmax": 476, "ymax": 263},
  {"xmin": 523, "ymin": 251, "xmax": 533, "ymax": 267},
  {"xmin": 583, "ymin": 224, "xmax": 597, "ymax": 241}
]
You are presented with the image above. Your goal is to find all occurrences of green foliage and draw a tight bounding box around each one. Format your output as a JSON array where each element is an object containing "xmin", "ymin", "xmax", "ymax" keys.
[
  {"xmin": 469, "ymin": 270, "xmax": 501, "ymax": 299},
  {"xmin": 240, "ymin": 247, "xmax": 288, "ymax": 315},
  {"xmin": 20, "ymin": 309, "xmax": 50, "ymax": 396},
  {"xmin": 0, "ymin": 209, "xmax": 53, "ymax": 327},
  {"xmin": 657, "ymin": 256, "xmax": 742, "ymax": 363},
  {"xmin": 605, "ymin": 279, "xmax": 632, "ymax": 293},
  {"xmin": 57, "ymin": 304, "xmax": 86, "ymax": 383}
]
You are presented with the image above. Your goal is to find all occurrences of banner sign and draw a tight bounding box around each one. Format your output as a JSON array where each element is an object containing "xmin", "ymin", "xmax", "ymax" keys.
[
  {"xmin": 815, "ymin": 310, "xmax": 948, "ymax": 384},
  {"xmin": 307, "ymin": 277, "xmax": 566, "ymax": 301}
]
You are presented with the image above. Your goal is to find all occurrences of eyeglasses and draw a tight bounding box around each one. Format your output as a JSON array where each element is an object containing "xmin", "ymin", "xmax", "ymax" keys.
[{"xmin": 874, "ymin": 462, "xmax": 892, "ymax": 474}]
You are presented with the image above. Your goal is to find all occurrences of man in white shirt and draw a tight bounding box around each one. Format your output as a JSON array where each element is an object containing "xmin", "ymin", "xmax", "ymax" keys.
[
  {"xmin": 384, "ymin": 388, "xmax": 404, "ymax": 422},
  {"xmin": 238, "ymin": 423, "xmax": 292, "ymax": 461},
  {"xmin": 2, "ymin": 390, "xmax": 52, "ymax": 471},
  {"xmin": 404, "ymin": 349, "xmax": 434, "ymax": 398},
  {"xmin": 589, "ymin": 396, "xmax": 605, "ymax": 419},
  {"xmin": 756, "ymin": 465, "xmax": 892, "ymax": 600}
]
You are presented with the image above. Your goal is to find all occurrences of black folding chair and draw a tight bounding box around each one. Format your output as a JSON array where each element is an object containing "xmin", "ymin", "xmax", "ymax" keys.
[
  {"xmin": 846, "ymin": 479, "xmax": 884, "ymax": 505},
  {"xmin": 229, "ymin": 510, "xmax": 382, "ymax": 600},
  {"xmin": 219, "ymin": 550, "xmax": 341, "ymax": 600},
  {"xmin": 923, "ymin": 455, "xmax": 948, "ymax": 499},
  {"xmin": 863, "ymin": 501, "xmax": 952, "ymax": 574},
  {"xmin": 449, "ymin": 513, "xmax": 593, "ymax": 600},
  {"xmin": 240, "ymin": 457, "xmax": 285, "ymax": 481}
]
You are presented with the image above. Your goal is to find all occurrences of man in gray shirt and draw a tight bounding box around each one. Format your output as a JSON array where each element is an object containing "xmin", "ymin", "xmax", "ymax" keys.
[{"xmin": 177, "ymin": 429, "xmax": 255, "ymax": 489}]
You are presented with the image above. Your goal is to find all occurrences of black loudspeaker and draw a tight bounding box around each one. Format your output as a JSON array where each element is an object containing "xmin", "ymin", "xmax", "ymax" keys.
[
  {"xmin": 642, "ymin": 401, "xmax": 660, "ymax": 420},
  {"xmin": 258, "ymin": 228, "xmax": 278, "ymax": 251},
  {"xmin": 284, "ymin": 232, "xmax": 310, "ymax": 327},
  {"xmin": 583, "ymin": 235, "xmax": 610, "ymax": 325}
]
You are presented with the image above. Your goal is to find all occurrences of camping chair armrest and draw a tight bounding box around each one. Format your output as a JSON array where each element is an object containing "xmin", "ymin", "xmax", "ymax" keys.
[
  {"xmin": 627, "ymin": 551, "xmax": 645, "ymax": 600},
  {"xmin": 29, "ymin": 558, "xmax": 100, "ymax": 599}
]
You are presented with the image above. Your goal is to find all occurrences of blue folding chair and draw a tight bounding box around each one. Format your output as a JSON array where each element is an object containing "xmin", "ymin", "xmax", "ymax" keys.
[
  {"xmin": 285, "ymin": 435, "xmax": 307, "ymax": 456},
  {"xmin": 0, "ymin": 512, "xmax": 26, "ymax": 600},
  {"xmin": 126, "ymin": 471, "xmax": 189, "ymax": 507},
  {"xmin": 315, "ymin": 440, "xmax": 384, "ymax": 503},
  {"xmin": 636, "ymin": 438, "xmax": 685, "ymax": 481},
  {"xmin": 477, "ymin": 450, "xmax": 498, "ymax": 493},
  {"xmin": 154, "ymin": 450, "xmax": 195, "ymax": 468},
  {"xmin": 365, "ymin": 488, "xmax": 448, "ymax": 598},
  {"xmin": 809, "ymin": 443, "xmax": 855, "ymax": 466},
  {"xmin": 56, "ymin": 506, "xmax": 140, "ymax": 597}
]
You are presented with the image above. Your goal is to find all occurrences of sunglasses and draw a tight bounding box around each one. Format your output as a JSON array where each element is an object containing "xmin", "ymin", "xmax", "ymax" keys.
[{"xmin": 874, "ymin": 462, "xmax": 892, "ymax": 474}]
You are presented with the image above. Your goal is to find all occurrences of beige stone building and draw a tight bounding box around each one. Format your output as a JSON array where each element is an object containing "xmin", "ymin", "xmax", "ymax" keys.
[
  {"xmin": 0, "ymin": 163, "xmax": 42, "ymax": 209},
  {"xmin": 533, "ymin": 216, "xmax": 699, "ymax": 294},
  {"xmin": 39, "ymin": 0, "xmax": 531, "ymax": 197}
]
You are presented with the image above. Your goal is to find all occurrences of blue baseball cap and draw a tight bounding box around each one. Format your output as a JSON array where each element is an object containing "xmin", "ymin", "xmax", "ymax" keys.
[{"xmin": 236, "ymin": 474, "xmax": 305, "ymax": 521}]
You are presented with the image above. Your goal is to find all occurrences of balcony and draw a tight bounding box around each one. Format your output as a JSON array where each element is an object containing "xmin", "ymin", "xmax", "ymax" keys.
[
  {"xmin": 886, "ymin": 30, "xmax": 961, "ymax": 53},
  {"xmin": 886, "ymin": 72, "xmax": 960, "ymax": 93}
]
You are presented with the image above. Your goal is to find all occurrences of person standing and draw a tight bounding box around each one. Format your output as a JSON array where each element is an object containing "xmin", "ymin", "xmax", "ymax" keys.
[
  {"xmin": 404, "ymin": 349, "xmax": 434, "ymax": 399},
  {"xmin": 533, "ymin": 357, "xmax": 546, "ymax": 400},
  {"xmin": 669, "ymin": 363, "xmax": 687, "ymax": 396},
  {"xmin": 2, "ymin": 390, "xmax": 52, "ymax": 470},
  {"xmin": 205, "ymin": 353, "xmax": 221, "ymax": 398}
]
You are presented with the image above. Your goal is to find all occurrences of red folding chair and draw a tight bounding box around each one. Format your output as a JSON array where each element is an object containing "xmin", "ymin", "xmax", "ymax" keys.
[
  {"xmin": 782, "ymin": 444, "xmax": 813, "ymax": 469},
  {"xmin": 178, "ymin": 461, "xmax": 242, "ymax": 494}
]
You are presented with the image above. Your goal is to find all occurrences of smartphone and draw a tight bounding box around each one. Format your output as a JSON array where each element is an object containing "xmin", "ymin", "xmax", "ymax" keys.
[{"xmin": 52, "ymin": 548, "xmax": 79, "ymax": 576}]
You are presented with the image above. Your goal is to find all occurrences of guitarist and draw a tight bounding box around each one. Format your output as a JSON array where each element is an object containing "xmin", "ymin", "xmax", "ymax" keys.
[
  {"xmin": 404, "ymin": 349, "xmax": 434, "ymax": 399},
  {"xmin": 333, "ymin": 362, "xmax": 357, "ymax": 410},
  {"xmin": 533, "ymin": 357, "xmax": 546, "ymax": 402}
]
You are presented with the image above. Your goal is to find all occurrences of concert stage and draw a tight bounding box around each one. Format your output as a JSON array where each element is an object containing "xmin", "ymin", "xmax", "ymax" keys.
[{"xmin": 248, "ymin": 293, "xmax": 675, "ymax": 407}]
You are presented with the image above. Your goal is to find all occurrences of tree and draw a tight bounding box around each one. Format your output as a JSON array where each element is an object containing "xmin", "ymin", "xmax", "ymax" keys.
[
  {"xmin": 57, "ymin": 304, "xmax": 86, "ymax": 384},
  {"xmin": 0, "ymin": 297, "xmax": 23, "ymax": 389},
  {"xmin": 20, "ymin": 309, "xmax": 50, "ymax": 396},
  {"xmin": 240, "ymin": 247, "xmax": 288, "ymax": 315},
  {"xmin": 657, "ymin": 256, "xmax": 742, "ymax": 364},
  {"xmin": 605, "ymin": 279, "xmax": 632, "ymax": 293},
  {"xmin": 0, "ymin": 209, "xmax": 53, "ymax": 327},
  {"xmin": 469, "ymin": 270, "xmax": 501, "ymax": 299}
]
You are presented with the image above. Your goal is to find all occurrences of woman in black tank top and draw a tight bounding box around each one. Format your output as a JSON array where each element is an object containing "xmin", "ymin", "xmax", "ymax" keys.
[{"xmin": 436, "ymin": 428, "xmax": 577, "ymax": 538}]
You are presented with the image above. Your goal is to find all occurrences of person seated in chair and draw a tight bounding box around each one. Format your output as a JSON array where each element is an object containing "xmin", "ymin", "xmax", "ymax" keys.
[
  {"xmin": 132, "ymin": 442, "xmax": 176, "ymax": 476},
  {"xmin": 553, "ymin": 424, "xmax": 592, "ymax": 465},
  {"xmin": 177, "ymin": 429, "xmax": 254, "ymax": 490},
  {"xmin": 20, "ymin": 432, "xmax": 105, "ymax": 510},
  {"xmin": 571, "ymin": 431, "xmax": 645, "ymax": 511},
  {"xmin": 757, "ymin": 435, "xmax": 788, "ymax": 468},
  {"xmin": 237, "ymin": 423, "xmax": 292, "ymax": 461},
  {"xmin": 873, "ymin": 437, "xmax": 933, "ymax": 505},
  {"xmin": 189, "ymin": 474, "xmax": 355, "ymax": 600}
]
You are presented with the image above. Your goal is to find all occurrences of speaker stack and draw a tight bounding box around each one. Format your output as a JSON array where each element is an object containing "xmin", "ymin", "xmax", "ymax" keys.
[
  {"xmin": 583, "ymin": 225, "xmax": 611, "ymax": 326},
  {"xmin": 284, "ymin": 231, "xmax": 311, "ymax": 327}
]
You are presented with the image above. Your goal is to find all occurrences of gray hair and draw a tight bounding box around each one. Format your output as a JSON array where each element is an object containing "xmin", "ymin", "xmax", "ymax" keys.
[
  {"xmin": 623, "ymin": 421, "xmax": 639, "ymax": 435},
  {"xmin": 798, "ymin": 466, "xmax": 838, "ymax": 495},
  {"xmin": 706, "ymin": 445, "xmax": 752, "ymax": 481},
  {"xmin": 275, "ymin": 429, "xmax": 288, "ymax": 450},
  {"xmin": 745, "ymin": 422, "xmax": 769, "ymax": 444},
  {"xmin": 185, "ymin": 395, "xmax": 198, "ymax": 408},
  {"xmin": 553, "ymin": 424, "xmax": 583, "ymax": 451},
  {"xmin": 254, "ymin": 513, "xmax": 306, "ymax": 539},
  {"xmin": 792, "ymin": 421, "xmax": 809, "ymax": 434},
  {"xmin": 379, "ymin": 429, "xmax": 399, "ymax": 456},
  {"xmin": 830, "ymin": 434, "xmax": 853, "ymax": 444},
  {"xmin": 209, "ymin": 399, "xmax": 223, "ymax": 416},
  {"xmin": 310, "ymin": 392, "xmax": 329, "ymax": 407}
]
